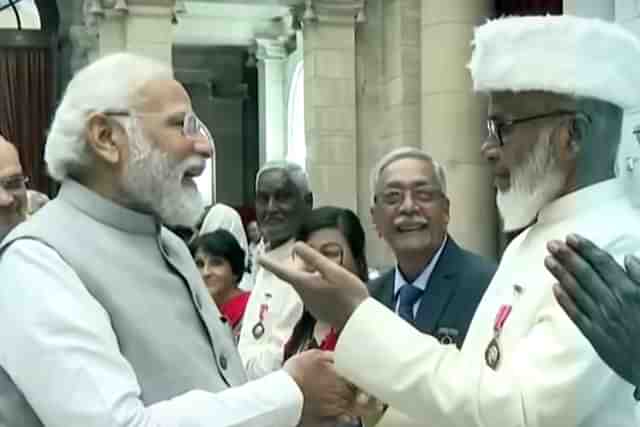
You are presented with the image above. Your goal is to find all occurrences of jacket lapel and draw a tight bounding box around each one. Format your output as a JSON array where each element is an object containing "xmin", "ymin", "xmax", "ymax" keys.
[
  {"xmin": 379, "ymin": 270, "xmax": 396, "ymax": 310},
  {"xmin": 414, "ymin": 237, "xmax": 461, "ymax": 334}
]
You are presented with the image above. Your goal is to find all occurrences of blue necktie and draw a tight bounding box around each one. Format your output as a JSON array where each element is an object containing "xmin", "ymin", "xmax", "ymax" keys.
[{"xmin": 397, "ymin": 284, "xmax": 424, "ymax": 324}]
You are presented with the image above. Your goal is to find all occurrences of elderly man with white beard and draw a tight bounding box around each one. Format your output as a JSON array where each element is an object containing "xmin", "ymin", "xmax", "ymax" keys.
[
  {"xmin": 0, "ymin": 53, "xmax": 360, "ymax": 427},
  {"xmin": 257, "ymin": 16, "xmax": 640, "ymax": 427}
]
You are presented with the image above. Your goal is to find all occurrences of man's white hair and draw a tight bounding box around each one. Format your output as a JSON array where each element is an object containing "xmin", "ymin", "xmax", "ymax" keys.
[
  {"xmin": 45, "ymin": 53, "xmax": 173, "ymax": 182},
  {"xmin": 370, "ymin": 147, "xmax": 447, "ymax": 205},
  {"xmin": 255, "ymin": 160, "xmax": 312, "ymax": 195}
]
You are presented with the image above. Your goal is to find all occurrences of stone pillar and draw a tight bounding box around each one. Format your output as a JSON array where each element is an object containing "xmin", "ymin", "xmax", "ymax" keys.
[
  {"xmin": 421, "ymin": 1, "xmax": 497, "ymax": 258},
  {"xmin": 564, "ymin": 0, "xmax": 615, "ymax": 19},
  {"xmin": 84, "ymin": 0, "xmax": 174, "ymax": 64},
  {"xmin": 256, "ymin": 39, "xmax": 287, "ymax": 166},
  {"xmin": 303, "ymin": 0, "xmax": 363, "ymax": 211},
  {"xmin": 381, "ymin": 0, "xmax": 421, "ymax": 152}
]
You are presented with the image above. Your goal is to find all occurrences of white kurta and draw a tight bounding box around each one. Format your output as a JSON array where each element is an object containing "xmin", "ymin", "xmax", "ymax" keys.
[
  {"xmin": 238, "ymin": 239, "xmax": 304, "ymax": 379},
  {"xmin": 336, "ymin": 179, "xmax": 640, "ymax": 427}
]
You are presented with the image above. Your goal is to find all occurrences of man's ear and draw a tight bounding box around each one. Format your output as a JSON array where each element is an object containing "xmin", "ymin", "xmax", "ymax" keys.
[
  {"xmin": 555, "ymin": 118, "xmax": 582, "ymax": 162},
  {"xmin": 370, "ymin": 203, "xmax": 382, "ymax": 238},
  {"xmin": 442, "ymin": 197, "xmax": 451, "ymax": 225},
  {"xmin": 85, "ymin": 113, "xmax": 123, "ymax": 165}
]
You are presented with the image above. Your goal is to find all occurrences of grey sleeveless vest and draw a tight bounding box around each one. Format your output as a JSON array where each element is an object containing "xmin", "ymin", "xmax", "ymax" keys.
[{"xmin": 0, "ymin": 180, "xmax": 247, "ymax": 426}]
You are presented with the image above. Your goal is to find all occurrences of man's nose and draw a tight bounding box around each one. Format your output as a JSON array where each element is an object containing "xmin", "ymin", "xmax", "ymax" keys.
[
  {"xmin": 398, "ymin": 191, "xmax": 418, "ymax": 214},
  {"xmin": 0, "ymin": 187, "xmax": 14, "ymax": 207},
  {"xmin": 266, "ymin": 196, "xmax": 278, "ymax": 211},
  {"xmin": 193, "ymin": 139, "xmax": 213, "ymax": 159},
  {"xmin": 481, "ymin": 137, "xmax": 501, "ymax": 164}
]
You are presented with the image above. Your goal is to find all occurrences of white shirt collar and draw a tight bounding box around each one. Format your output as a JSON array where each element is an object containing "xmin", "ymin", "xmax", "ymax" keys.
[{"xmin": 393, "ymin": 235, "xmax": 448, "ymax": 298}]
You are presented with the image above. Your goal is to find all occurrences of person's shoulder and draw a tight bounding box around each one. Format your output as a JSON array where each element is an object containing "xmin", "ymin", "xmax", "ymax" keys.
[
  {"xmin": 448, "ymin": 240, "xmax": 497, "ymax": 279},
  {"xmin": 367, "ymin": 268, "xmax": 394, "ymax": 294}
]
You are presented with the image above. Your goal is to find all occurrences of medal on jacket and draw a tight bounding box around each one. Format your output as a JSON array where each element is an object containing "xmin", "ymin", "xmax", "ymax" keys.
[
  {"xmin": 485, "ymin": 284, "xmax": 523, "ymax": 370},
  {"xmin": 252, "ymin": 303, "xmax": 268, "ymax": 339}
]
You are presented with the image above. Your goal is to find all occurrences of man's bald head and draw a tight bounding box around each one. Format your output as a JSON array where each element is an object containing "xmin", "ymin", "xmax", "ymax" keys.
[{"xmin": 0, "ymin": 135, "xmax": 28, "ymax": 240}]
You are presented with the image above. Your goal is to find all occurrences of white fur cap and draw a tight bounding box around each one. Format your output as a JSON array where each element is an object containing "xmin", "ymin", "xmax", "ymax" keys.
[{"xmin": 468, "ymin": 15, "xmax": 640, "ymax": 109}]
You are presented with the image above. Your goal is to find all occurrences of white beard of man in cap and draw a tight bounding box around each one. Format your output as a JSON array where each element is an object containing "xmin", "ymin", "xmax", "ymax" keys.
[{"xmin": 494, "ymin": 120, "xmax": 566, "ymax": 232}]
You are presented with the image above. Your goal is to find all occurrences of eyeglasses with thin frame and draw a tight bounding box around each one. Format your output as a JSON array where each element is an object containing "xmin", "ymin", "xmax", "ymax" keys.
[
  {"xmin": 487, "ymin": 110, "xmax": 591, "ymax": 147},
  {"xmin": 102, "ymin": 110, "xmax": 215, "ymax": 148},
  {"xmin": 375, "ymin": 186, "xmax": 444, "ymax": 208},
  {"xmin": 0, "ymin": 175, "xmax": 29, "ymax": 193}
]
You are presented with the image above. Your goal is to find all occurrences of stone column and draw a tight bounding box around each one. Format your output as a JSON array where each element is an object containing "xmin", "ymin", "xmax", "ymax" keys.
[
  {"xmin": 256, "ymin": 38, "xmax": 287, "ymax": 165},
  {"xmin": 303, "ymin": 0, "xmax": 363, "ymax": 211},
  {"xmin": 564, "ymin": 0, "xmax": 615, "ymax": 19},
  {"xmin": 421, "ymin": 1, "xmax": 496, "ymax": 258},
  {"xmin": 84, "ymin": 0, "xmax": 174, "ymax": 64},
  {"xmin": 381, "ymin": 0, "xmax": 421, "ymax": 152}
]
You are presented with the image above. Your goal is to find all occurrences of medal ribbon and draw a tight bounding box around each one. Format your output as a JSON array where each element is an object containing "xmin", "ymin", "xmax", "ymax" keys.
[
  {"xmin": 493, "ymin": 304, "xmax": 512, "ymax": 334},
  {"xmin": 259, "ymin": 304, "xmax": 268, "ymax": 321}
]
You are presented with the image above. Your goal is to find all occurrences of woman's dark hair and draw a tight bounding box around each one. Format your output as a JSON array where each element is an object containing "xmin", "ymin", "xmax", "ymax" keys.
[
  {"xmin": 190, "ymin": 229, "xmax": 246, "ymax": 283},
  {"xmin": 296, "ymin": 206, "xmax": 369, "ymax": 281},
  {"xmin": 285, "ymin": 207, "xmax": 369, "ymax": 361}
]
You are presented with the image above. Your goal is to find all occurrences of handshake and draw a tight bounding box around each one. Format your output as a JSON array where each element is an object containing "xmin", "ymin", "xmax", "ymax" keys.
[{"xmin": 284, "ymin": 349, "xmax": 384, "ymax": 427}]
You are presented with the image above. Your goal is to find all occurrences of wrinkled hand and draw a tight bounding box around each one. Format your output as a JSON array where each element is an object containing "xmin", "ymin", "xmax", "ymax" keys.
[
  {"xmin": 259, "ymin": 242, "xmax": 369, "ymax": 331},
  {"xmin": 283, "ymin": 350, "xmax": 357, "ymax": 425},
  {"xmin": 545, "ymin": 233, "xmax": 640, "ymax": 387}
]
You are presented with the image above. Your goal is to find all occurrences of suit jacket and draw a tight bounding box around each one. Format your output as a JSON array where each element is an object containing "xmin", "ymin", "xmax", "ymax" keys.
[
  {"xmin": 368, "ymin": 237, "xmax": 496, "ymax": 348},
  {"xmin": 336, "ymin": 180, "xmax": 640, "ymax": 427}
]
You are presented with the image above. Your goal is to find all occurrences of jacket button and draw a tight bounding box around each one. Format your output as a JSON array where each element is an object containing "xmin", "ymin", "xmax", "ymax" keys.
[{"xmin": 219, "ymin": 355, "xmax": 228, "ymax": 370}]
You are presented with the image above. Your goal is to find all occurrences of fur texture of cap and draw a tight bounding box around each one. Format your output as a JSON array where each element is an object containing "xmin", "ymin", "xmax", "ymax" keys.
[{"xmin": 468, "ymin": 15, "xmax": 640, "ymax": 109}]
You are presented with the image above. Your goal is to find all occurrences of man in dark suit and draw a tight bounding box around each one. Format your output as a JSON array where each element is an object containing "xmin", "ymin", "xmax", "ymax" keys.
[{"xmin": 368, "ymin": 147, "xmax": 496, "ymax": 348}]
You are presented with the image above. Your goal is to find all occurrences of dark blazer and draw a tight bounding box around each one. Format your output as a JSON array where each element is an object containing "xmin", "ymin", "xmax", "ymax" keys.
[{"xmin": 368, "ymin": 236, "xmax": 497, "ymax": 348}]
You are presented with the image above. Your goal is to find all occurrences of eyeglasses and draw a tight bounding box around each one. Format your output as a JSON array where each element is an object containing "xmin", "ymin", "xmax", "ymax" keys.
[
  {"xmin": 0, "ymin": 175, "xmax": 28, "ymax": 193},
  {"xmin": 375, "ymin": 187, "xmax": 444, "ymax": 208},
  {"xmin": 487, "ymin": 110, "xmax": 590, "ymax": 147},
  {"xmin": 103, "ymin": 110, "xmax": 215, "ymax": 146}
]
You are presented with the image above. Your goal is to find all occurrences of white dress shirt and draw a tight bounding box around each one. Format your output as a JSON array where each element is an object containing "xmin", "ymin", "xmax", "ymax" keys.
[
  {"xmin": 393, "ymin": 236, "xmax": 447, "ymax": 316},
  {"xmin": 0, "ymin": 239, "xmax": 303, "ymax": 427},
  {"xmin": 336, "ymin": 179, "xmax": 640, "ymax": 427},
  {"xmin": 238, "ymin": 239, "xmax": 304, "ymax": 380}
]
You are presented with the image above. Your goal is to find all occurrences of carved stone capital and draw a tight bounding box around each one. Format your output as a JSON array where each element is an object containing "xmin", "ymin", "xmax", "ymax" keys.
[
  {"xmin": 255, "ymin": 38, "xmax": 287, "ymax": 61},
  {"xmin": 309, "ymin": 0, "xmax": 365, "ymax": 25}
]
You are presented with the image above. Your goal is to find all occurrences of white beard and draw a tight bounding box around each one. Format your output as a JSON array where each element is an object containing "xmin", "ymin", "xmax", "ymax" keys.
[
  {"xmin": 497, "ymin": 135, "xmax": 566, "ymax": 232},
  {"xmin": 121, "ymin": 125, "xmax": 205, "ymax": 227}
]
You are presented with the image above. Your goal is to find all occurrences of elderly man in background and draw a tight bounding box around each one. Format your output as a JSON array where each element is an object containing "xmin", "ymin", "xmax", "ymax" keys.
[
  {"xmin": 0, "ymin": 53, "xmax": 357, "ymax": 427},
  {"xmin": 260, "ymin": 16, "xmax": 640, "ymax": 427},
  {"xmin": 239, "ymin": 161, "xmax": 313, "ymax": 379},
  {"xmin": 0, "ymin": 134, "xmax": 28, "ymax": 241},
  {"xmin": 368, "ymin": 147, "xmax": 496, "ymax": 348}
]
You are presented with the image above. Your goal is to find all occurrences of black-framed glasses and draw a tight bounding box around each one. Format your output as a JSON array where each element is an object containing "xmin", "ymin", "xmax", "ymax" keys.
[
  {"xmin": 0, "ymin": 175, "xmax": 28, "ymax": 193},
  {"xmin": 487, "ymin": 110, "xmax": 590, "ymax": 147}
]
